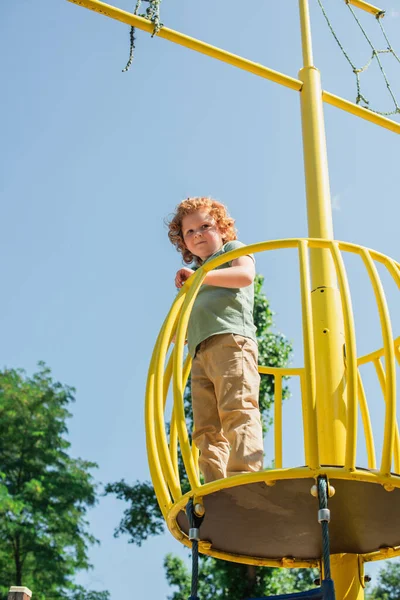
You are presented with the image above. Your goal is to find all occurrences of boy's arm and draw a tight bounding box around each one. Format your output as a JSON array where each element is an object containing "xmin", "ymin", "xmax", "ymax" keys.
[
  {"xmin": 204, "ymin": 255, "xmax": 255, "ymax": 288},
  {"xmin": 175, "ymin": 256, "xmax": 255, "ymax": 289}
]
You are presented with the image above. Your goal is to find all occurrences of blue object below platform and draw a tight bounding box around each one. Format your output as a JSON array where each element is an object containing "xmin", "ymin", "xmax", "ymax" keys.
[{"xmin": 247, "ymin": 578, "xmax": 335, "ymax": 600}]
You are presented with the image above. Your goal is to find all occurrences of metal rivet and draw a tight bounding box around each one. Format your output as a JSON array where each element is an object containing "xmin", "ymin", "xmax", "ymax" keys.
[{"xmin": 194, "ymin": 503, "xmax": 205, "ymax": 517}]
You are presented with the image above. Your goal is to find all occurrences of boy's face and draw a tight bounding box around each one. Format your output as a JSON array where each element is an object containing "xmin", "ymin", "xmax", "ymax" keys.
[{"xmin": 181, "ymin": 209, "xmax": 224, "ymax": 261}]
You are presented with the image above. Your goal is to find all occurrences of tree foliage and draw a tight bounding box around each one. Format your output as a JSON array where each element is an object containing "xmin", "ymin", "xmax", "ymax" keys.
[
  {"xmin": 366, "ymin": 560, "xmax": 400, "ymax": 600},
  {"xmin": 103, "ymin": 479, "xmax": 164, "ymax": 546},
  {"xmin": 107, "ymin": 275, "xmax": 316, "ymax": 598},
  {"xmin": 164, "ymin": 555, "xmax": 317, "ymax": 600},
  {"xmin": 0, "ymin": 362, "xmax": 109, "ymax": 600}
]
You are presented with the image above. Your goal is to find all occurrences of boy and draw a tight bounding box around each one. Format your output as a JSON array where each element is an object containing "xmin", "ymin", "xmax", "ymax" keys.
[{"xmin": 168, "ymin": 197, "xmax": 264, "ymax": 483}]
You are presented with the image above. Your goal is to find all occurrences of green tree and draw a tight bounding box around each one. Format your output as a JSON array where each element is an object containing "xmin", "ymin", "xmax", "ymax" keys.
[
  {"xmin": 106, "ymin": 275, "xmax": 318, "ymax": 598},
  {"xmin": 0, "ymin": 362, "xmax": 109, "ymax": 600},
  {"xmin": 164, "ymin": 555, "xmax": 317, "ymax": 600},
  {"xmin": 366, "ymin": 560, "xmax": 400, "ymax": 600}
]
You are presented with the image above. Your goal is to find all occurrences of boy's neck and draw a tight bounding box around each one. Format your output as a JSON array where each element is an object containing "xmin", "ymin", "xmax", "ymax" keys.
[{"xmin": 200, "ymin": 242, "xmax": 225, "ymax": 264}]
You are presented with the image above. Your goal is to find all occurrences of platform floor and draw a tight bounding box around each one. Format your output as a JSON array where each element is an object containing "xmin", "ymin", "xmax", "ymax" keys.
[{"xmin": 176, "ymin": 476, "xmax": 400, "ymax": 560}]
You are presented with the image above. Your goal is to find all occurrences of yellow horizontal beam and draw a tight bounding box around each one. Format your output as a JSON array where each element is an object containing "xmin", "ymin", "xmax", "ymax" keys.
[
  {"xmin": 67, "ymin": 0, "xmax": 302, "ymax": 91},
  {"xmin": 323, "ymin": 91, "xmax": 400, "ymax": 135},
  {"xmin": 68, "ymin": 0, "xmax": 400, "ymax": 135},
  {"xmin": 346, "ymin": 0, "xmax": 384, "ymax": 17}
]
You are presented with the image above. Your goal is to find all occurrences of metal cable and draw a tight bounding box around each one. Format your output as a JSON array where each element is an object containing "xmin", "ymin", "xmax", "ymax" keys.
[
  {"xmin": 316, "ymin": 0, "xmax": 400, "ymax": 116},
  {"xmin": 346, "ymin": 2, "xmax": 400, "ymax": 115},
  {"xmin": 317, "ymin": 477, "xmax": 332, "ymax": 582},
  {"xmin": 186, "ymin": 497, "xmax": 205, "ymax": 600},
  {"xmin": 122, "ymin": 0, "xmax": 163, "ymax": 72},
  {"xmin": 190, "ymin": 539, "xmax": 200, "ymax": 600}
]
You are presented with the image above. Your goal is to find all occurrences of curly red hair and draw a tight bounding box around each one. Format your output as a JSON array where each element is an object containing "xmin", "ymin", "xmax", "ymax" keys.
[{"xmin": 167, "ymin": 197, "xmax": 237, "ymax": 265}]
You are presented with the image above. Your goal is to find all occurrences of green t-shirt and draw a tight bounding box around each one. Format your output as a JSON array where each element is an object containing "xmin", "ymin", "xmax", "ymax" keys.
[{"xmin": 187, "ymin": 240, "xmax": 257, "ymax": 357}]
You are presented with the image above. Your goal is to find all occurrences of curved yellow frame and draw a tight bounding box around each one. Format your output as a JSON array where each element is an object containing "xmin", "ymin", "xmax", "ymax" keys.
[{"xmin": 145, "ymin": 238, "xmax": 400, "ymax": 568}]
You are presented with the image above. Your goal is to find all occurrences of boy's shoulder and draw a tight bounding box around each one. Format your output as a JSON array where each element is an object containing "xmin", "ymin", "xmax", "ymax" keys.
[
  {"xmin": 222, "ymin": 240, "xmax": 245, "ymax": 252},
  {"xmin": 222, "ymin": 240, "xmax": 255, "ymax": 263}
]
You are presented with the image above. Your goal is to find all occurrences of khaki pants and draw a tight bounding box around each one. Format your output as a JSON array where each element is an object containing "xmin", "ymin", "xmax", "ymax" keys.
[{"xmin": 191, "ymin": 333, "xmax": 264, "ymax": 483}]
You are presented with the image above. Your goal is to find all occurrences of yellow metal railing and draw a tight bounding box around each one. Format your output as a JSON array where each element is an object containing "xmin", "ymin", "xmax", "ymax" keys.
[{"xmin": 145, "ymin": 238, "xmax": 400, "ymax": 565}]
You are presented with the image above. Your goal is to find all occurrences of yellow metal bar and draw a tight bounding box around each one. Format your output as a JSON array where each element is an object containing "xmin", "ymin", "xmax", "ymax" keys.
[
  {"xmin": 67, "ymin": 0, "xmax": 302, "ymax": 91},
  {"xmin": 298, "ymin": 71, "xmax": 336, "ymax": 290},
  {"xmin": 361, "ymin": 249, "xmax": 396, "ymax": 475},
  {"xmin": 169, "ymin": 408, "xmax": 179, "ymax": 477},
  {"xmin": 169, "ymin": 354, "xmax": 192, "ymax": 477},
  {"xmin": 299, "ymin": 0, "xmax": 314, "ymax": 67},
  {"xmin": 396, "ymin": 344, "xmax": 400, "ymax": 366},
  {"xmin": 357, "ymin": 371, "xmax": 376, "ymax": 469},
  {"xmin": 323, "ymin": 91, "xmax": 400, "ymax": 135},
  {"xmin": 298, "ymin": 2, "xmax": 361, "ymax": 594},
  {"xmin": 345, "ymin": 0, "xmax": 384, "ymax": 16},
  {"xmin": 259, "ymin": 366, "xmax": 304, "ymax": 376},
  {"xmin": 357, "ymin": 337, "xmax": 400, "ymax": 366},
  {"xmin": 373, "ymin": 358, "xmax": 400, "ymax": 473},
  {"xmin": 162, "ymin": 352, "xmax": 180, "ymax": 477},
  {"xmin": 298, "ymin": 42, "xmax": 348, "ymax": 465},
  {"xmin": 154, "ymin": 300, "xmax": 185, "ymax": 500},
  {"xmin": 330, "ymin": 554, "xmax": 364, "ymax": 600},
  {"xmin": 330, "ymin": 242, "xmax": 358, "ymax": 470},
  {"xmin": 385, "ymin": 258, "xmax": 400, "ymax": 291},
  {"xmin": 274, "ymin": 376, "xmax": 283, "ymax": 469},
  {"xmin": 173, "ymin": 268, "xmax": 206, "ymax": 491},
  {"xmin": 145, "ymin": 325, "xmax": 174, "ymax": 518},
  {"xmin": 298, "ymin": 240, "xmax": 319, "ymax": 469},
  {"xmin": 169, "ymin": 352, "xmax": 199, "ymax": 476}
]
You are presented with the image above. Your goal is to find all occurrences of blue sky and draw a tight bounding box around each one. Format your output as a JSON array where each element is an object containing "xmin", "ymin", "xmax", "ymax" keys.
[{"xmin": 1, "ymin": 0, "xmax": 400, "ymax": 598}]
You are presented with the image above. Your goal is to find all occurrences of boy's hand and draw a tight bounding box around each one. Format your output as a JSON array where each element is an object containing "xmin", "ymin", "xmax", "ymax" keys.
[{"xmin": 175, "ymin": 268, "xmax": 194, "ymax": 288}]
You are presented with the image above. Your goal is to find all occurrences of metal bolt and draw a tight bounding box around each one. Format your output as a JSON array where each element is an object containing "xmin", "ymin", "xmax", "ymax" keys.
[
  {"xmin": 384, "ymin": 483, "xmax": 395, "ymax": 492},
  {"xmin": 194, "ymin": 503, "xmax": 205, "ymax": 517}
]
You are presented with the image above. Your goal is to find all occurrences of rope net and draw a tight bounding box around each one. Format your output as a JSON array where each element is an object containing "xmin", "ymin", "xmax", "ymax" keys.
[
  {"xmin": 122, "ymin": 0, "xmax": 162, "ymax": 72},
  {"xmin": 317, "ymin": 0, "xmax": 400, "ymax": 116}
]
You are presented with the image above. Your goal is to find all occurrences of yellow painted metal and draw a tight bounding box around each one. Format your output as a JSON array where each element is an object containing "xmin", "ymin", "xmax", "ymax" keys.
[
  {"xmin": 361, "ymin": 249, "xmax": 396, "ymax": 475},
  {"xmin": 67, "ymin": 0, "xmax": 400, "ymax": 135},
  {"xmin": 330, "ymin": 554, "xmax": 364, "ymax": 600},
  {"xmin": 298, "ymin": 1, "xmax": 362, "ymax": 589},
  {"xmin": 144, "ymin": 238, "xmax": 400, "ymax": 570},
  {"xmin": 164, "ymin": 463, "xmax": 400, "ymax": 567},
  {"xmin": 298, "ymin": 240, "xmax": 319, "ymax": 469},
  {"xmin": 154, "ymin": 299, "xmax": 186, "ymax": 500},
  {"xmin": 396, "ymin": 344, "xmax": 400, "ymax": 366},
  {"xmin": 373, "ymin": 358, "xmax": 400, "ymax": 473},
  {"xmin": 274, "ymin": 376, "xmax": 283, "ymax": 469},
  {"xmin": 172, "ymin": 267, "xmax": 206, "ymax": 492},
  {"xmin": 330, "ymin": 242, "xmax": 358, "ymax": 470},
  {"xmin": 299, "ymin": 1, "xmax": 348, "ymax": 469},
  {"xmin": 145, "ymin": 324, "xmax": 174, "ymax": 518},
  {"xmin": 169, "ymin": 354, "xmax": 191, "ymax": 477},
  {"xmin": 346, "ymin": 0, "xmax": 384, "ymax": 16},
  {"xmin": 322, "ymin": 91, "xmax": 400, "ymax": 135},
  {"xmin": 357, "ymin": 372, "xmax": 376, "ymax": 469}
]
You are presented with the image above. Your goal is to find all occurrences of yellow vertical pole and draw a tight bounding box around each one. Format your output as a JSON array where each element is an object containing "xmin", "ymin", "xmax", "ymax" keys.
[
  {"xmin": 298, "ymin": 1, "xmax": 362, "ymax": 598},
  {"xmin": 298, "ymin": 0, "xmax": 347, "ymax": 466}
]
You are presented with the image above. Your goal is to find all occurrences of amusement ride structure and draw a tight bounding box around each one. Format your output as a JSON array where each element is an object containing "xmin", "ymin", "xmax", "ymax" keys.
[{"xmin": 69, "ymin": 1, "xmax": 400, "ymax": 598}]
